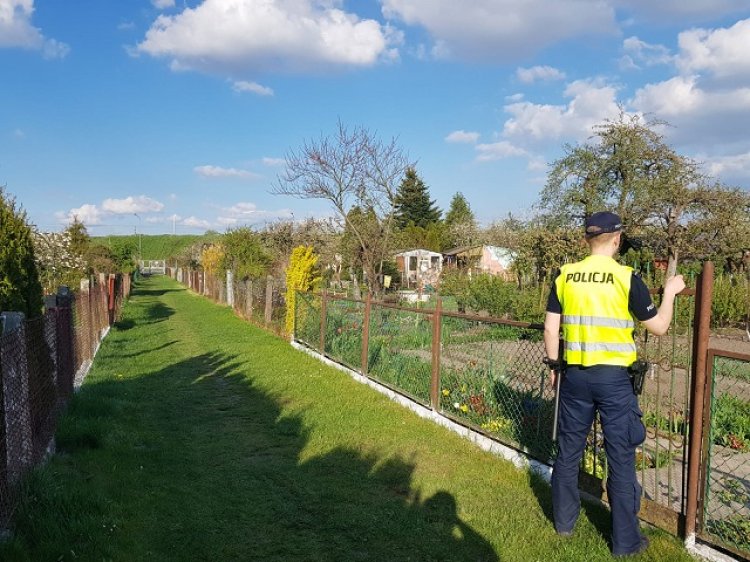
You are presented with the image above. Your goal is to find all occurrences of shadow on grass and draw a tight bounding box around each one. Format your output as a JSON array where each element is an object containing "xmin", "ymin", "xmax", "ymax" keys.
[
  {"xmin": 6, "ymin": 351, "xmax": 500, "ymax": 561},
  {"xmin": 131, "ymin": 287, "xmax": 183, "ymax": 298},
  {"xmin": 528, "ymin": 465, "xmax": 613, "ymax": 550}
]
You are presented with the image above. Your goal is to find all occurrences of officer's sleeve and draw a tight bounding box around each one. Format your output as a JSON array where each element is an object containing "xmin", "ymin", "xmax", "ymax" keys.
[
  {"xmin": 629, "ymin": 273, "xmax": 657, "ymax": 321},
  {"xmin": 546, "ymin": 270, "xmax": 562, "ymax": 314}
]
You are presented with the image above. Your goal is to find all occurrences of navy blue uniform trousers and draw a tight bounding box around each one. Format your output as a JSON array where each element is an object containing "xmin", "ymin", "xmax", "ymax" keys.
[{"xmin": 551, "ymin": 364, "xmax": 646, "ymax": 556}]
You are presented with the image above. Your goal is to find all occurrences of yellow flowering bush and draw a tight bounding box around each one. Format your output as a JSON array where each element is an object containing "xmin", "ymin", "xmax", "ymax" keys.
[{"xmin": 285, "ymin": 245, "xmax": 321, "ymax": 335}]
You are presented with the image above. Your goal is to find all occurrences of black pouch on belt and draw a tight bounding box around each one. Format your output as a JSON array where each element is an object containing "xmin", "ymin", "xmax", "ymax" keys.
[{"xmin": 627, "ymin": 360, "xmax": 649, "ymax": 395}]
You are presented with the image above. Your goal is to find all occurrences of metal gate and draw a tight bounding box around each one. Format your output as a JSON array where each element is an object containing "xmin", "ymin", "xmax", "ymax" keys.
[{"xmin": 697, "ymin": 349, "xmax": 750, "ymax": 560}]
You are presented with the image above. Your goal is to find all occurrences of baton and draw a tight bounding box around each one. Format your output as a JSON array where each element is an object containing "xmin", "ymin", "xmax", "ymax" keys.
[
  {"xmin": 548, "ymin": 338, "xmax": 565, "ymax": 442},
  {"xmin": 543, "ymin": 354, "xmax": 564, "ymax": 442},
  {"xmin": 551, "ymin": 366, "xmax": 562, "ymax": 442}
]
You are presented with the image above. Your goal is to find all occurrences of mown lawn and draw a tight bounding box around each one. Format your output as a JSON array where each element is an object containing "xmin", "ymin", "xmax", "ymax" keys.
[{"xmin": 0, "ymin": 276, "xmax": 693, "ymax": 561}]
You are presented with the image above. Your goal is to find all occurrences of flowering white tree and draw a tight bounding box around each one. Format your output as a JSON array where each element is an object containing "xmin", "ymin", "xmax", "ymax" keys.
[{"xmin": 33, "ymin": 229, "xmax": 87, "ymax": 294}]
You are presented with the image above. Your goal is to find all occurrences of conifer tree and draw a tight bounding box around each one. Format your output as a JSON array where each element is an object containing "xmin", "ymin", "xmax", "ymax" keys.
[
  {"xmin": 445, "ymin": 192, "xmax": 477, "ymax": 248},
  {"xmin": 0, "ymin": 188, "xmax": 43, "ymax": 318},
  {"xmin": 393, "ymin": 167, "xmax": 441, "ymax": 229},
  {"xmin": 445, "ymin": 192, "xmax": 475, "ymax": 227}
]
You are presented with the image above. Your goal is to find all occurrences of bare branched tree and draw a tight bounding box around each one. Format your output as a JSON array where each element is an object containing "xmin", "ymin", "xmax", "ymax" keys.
[{"xmin": 274, "ymin": 121, "xmax": 411, "ymax": 294}]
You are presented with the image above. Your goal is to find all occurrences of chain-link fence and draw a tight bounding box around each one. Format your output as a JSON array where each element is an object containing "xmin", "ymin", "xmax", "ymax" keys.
[
  {"xmin": 699, "ymin": 349, "xmax": 750, "ymax": 560},
  {"xmin": 439, "ymin": 313, "xmax": 553, "ymax": 461},
  {"xmin": 0, "ymin": 274, "xmax": 130, "ymax": 530},
  {"xmin": 368, "ymin": 302, "xmax": 433, "ymax": 405},
  {"xmin": 295, "ymin": 292, "xmax": 553, "ymax": 456}
]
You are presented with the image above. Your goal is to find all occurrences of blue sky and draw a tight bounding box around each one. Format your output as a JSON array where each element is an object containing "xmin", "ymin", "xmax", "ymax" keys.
[{"xmin": 2, "ymin": 0, "xmax": 750, "ymax": 235}]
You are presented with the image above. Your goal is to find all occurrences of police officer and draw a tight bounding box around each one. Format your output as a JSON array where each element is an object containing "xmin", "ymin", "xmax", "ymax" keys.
[{"xmin": 543, "ymin": 211, "xmax": 685, "ymax": 557}]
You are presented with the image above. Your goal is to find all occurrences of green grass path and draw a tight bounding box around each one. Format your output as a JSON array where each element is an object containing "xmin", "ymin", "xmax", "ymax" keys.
[{"xmin": 1, "ymin": 276, "xmax": 693, "ymax": 561}]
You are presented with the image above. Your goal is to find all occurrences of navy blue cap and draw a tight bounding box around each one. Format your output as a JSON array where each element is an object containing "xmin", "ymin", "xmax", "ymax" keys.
[{"xmin": 585, "ymin": 211, "xmax": 622, "ymax": 236}]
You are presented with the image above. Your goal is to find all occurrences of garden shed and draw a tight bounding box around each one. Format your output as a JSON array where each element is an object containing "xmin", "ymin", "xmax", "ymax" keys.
[
  {"xmin": 394, "ymin": 248, "xmax": 443, "ymax": 289},
  {"xmin": 443, "ymin": 245, "xmax": 515, "ymax": 280}
]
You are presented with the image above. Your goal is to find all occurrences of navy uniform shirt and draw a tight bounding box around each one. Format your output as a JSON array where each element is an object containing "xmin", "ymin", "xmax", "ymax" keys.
[{"xmin": 546, "ymin": 269, "xmax": 658, "ymax": 322}]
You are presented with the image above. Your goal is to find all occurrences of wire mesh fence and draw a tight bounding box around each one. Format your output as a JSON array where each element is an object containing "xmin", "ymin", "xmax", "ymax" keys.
[
  {"xmin": 0, "ymin": 274, "xmax": 130, "ymax": 530},
  {"xmin": 167, "ymin": 268, "xmax": 287, "ymax": 336},
  {"xmin": 700, "ymin": 350, "xmax": 750, "ymax": 560},
  {"xmin": 439, "ymin": 314, "xmax": 554, "ymax": 461},
  {"xmin": 367, "ymin": 303, "xmax": 433, "ymax": 405},
  {"xmin": 295, "ymin": 292, "xmax": 321, "ymax": 350}
]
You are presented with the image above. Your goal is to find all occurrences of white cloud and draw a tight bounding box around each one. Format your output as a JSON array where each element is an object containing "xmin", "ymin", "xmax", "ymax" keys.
[
  {"xmin": 381, "ymin": 0, "xmax": 615, "ymax": 61},
  {"xmin": 218, "ymin": 201, "xmax": 294, "ymax": 224},
  {"xmin": 0, "ymin": 0, "xmax": 69, "ymax": 58},
  {"xmin": 262, "ymin": 157, "xmax": 285, "ymax": 167},
  {"xmin": 217, "ymin": 216, "xmax": 239, "ymax": 226},
  {"xmin": 232, "ymin": 80, "xmax": 274, "ymax": 96},
  {"xmin": 12, "ymin": 128, "xmax": 24, "ymax": 138},
  {"xmin": 704, "ymin": 151, "xmax": 750, "ymax": 179},
  {"xmin": 102, "ymin": 195, "xmax": 165, "ymax": 214},
  {"xmin": 183, "ymin": 216, "xmax": 212, "ymax": 229},
  {"xmin": 41, "ymin": 38, "xmax": 69, "ymax": 59},
  {"xmin": 137, "ymin": 0, "xmax": 396, "ymax": 75},
  {"xmin": 445, "ymin": 130, "xmax": 479, "ymax": 144},
  {"xmin": 475, "ymin": 141, "xmax": 528, "ymax": 162},
  {"xmin": 527, "ymin": 156, "xmax": 548, "ymax": 172},
  {"xmin": 621, "ymin": 36, "xmax": 672, "ymax": 69},
  {"xmin": 58, "ymin": 204, "xmax": 103, "ymax": 225},
  {"xmin": 516, "ymin": 65, "xmax": 566, "ymax": 84},
  {"xmin": 630, "ymin": 76, "xmax": 750, "ymax": 148},
  {"xmin": 630, "ymin": 75, "xmax": 703, "ymax": 117},
  {"xmin": 631, "ymin": 75, "xmax": 750, "ymax": 118},
  {"xmin": 623, "ymin": 18, "xmax": 750, "ymax": 151},
  {"xmin": 224, "ymin": 202, "xmax": 259, "ymax": 216},
  {"xmin": 677, "ymin": 18, "xmax": 750, "ymax": 82},
  {"xmin": 614, "ymin": 0, "xmax": 748, "ymax": 20},
  {"xmin": 502, "ymin": 79, "xmax": 621, "ymax": 142},
  {"xmin": 152, "ymin": 0, "xmax": 175, "ymax": 8},
  {"xmin": 194, "ymin": 164, "xmax": 261, "ymax": 179},
  {"xmin": 118, "ymin": 21, "xmax": 136, "ymax": 31}
]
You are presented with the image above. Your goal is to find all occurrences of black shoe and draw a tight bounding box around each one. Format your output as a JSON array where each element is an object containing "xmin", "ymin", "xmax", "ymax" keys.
[{"xmin": 613, "ymin": 536, "xmax": 649, "ymax": 558}]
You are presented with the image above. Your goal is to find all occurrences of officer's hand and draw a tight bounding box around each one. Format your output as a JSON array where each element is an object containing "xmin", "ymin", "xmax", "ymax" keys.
[
  {"xmin": 665, "ymin": 274, "xmax": 686, "ymax": 296},
  {"xmin": 549, "ymin": 369, "xmax": 557, "ymax": 387}
]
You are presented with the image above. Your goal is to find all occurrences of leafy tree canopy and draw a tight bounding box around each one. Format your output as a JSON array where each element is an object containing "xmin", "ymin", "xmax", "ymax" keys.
[
  {"xmin": 539, "ymin": 111, "xmax": 750, "ymax": 276},
  {"xmin": 221, "ymin": 227, "xmax": 271, "ymax": 280}
]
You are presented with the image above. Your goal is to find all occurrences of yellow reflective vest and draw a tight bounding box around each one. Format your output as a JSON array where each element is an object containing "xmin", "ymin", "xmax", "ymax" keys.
[{"xmin": 554, "ymin": 255, "xmax": 637, "ymax": 367}]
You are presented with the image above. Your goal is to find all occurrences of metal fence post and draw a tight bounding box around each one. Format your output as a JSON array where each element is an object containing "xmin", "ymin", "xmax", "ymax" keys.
[
  {"xmin": 361, "ymin": 293, "xmax": 372, "ymax": 375},
  {"xmin": 0, "ymin": 313, "xmax": 33, "ymax": 488},
  {"xmin": 685, "ymin": 261, "xmax": 714, "ymax": 540},
  {"xmin": 57, "ymin": 290, "xmax": 74, "ymax": 399},
  {"xmin": 430, "ymin": 297, "xmax": 443, "ymax": 411},
  {"xmin": 320, "ymin": 291, "xmax": 328, "ymax": 354}
]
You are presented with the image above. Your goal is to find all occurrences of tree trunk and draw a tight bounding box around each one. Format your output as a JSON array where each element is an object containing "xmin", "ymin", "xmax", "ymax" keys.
[{"xmin": 350, "ymin": 269, "xmax": 361, "ymax": 300}]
